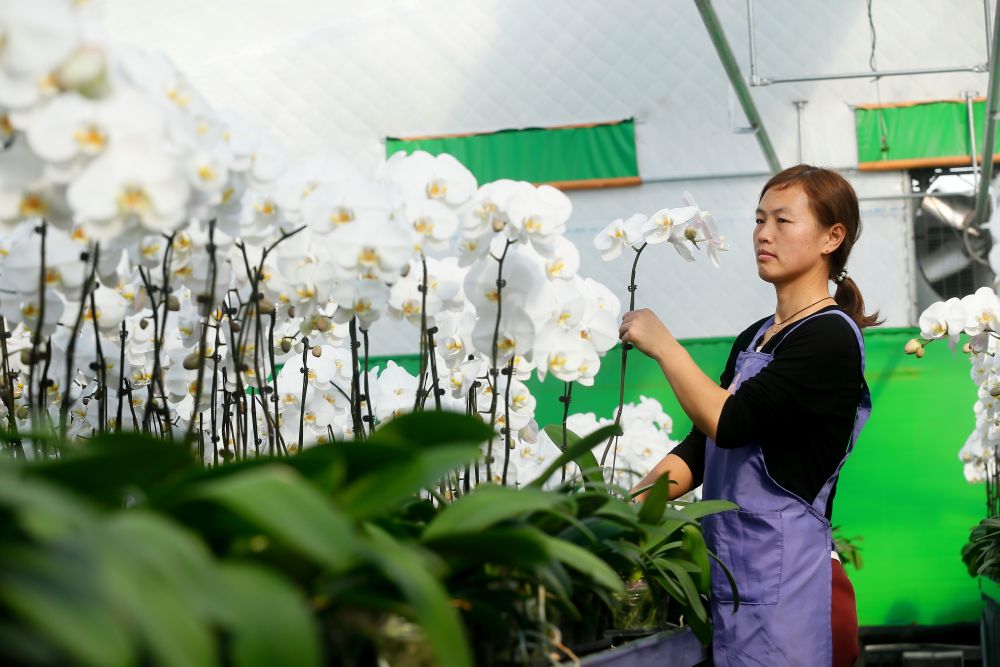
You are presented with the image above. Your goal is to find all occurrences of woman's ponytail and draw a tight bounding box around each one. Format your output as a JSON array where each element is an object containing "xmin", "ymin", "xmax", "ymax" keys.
[{"xmin": 834, "ymin": 275, "xmax": 883, "ymax": 329}]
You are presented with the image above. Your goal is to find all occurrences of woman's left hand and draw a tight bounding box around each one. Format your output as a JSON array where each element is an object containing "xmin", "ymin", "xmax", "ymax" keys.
[{"xmin": 619, "ymin": 309, "xmax": 675, "ymax": 361}]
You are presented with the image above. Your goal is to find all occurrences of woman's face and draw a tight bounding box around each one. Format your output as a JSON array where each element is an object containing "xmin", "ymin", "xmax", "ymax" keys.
[{"xmin": 754, "ymin": 184, "xmax": 839, "ymax": 286}]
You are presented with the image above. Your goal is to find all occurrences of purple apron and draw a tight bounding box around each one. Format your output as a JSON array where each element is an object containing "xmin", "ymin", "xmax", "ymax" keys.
[{"xmin": 701, "ymin": 310, "xmax": 871, "ymax": 666}]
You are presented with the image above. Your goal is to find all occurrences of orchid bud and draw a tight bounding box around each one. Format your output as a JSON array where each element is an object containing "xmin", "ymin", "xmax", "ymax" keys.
[
  {"xmin": 315, "ymin": 316, "xmax": 332, "ymax": 332},
  {"xmin": 229, "ymin": 321, "xmax": 241, "ymax": 333},
  {"xmin": 258, "ymin": 297, "xmax": 275, "ymax": 313},
  {"xmin": 491, "ymin": 218, "xmax": 506, "ymax": 233},
  {"xmin": 311, "ymin": 346, "xmax": 322, "ymax": 358},
  {"xmin": 15, "ymin": 405, "xmax": 29, "ymax": 420},
  {"xmin": 139, "ymin": 318, "xmax": 150, "ymax": 329},
  {"xmin": 166, "ymin": 295, "xmax": 181, "ymax": 311},
  {"xmin": 287, "ymin": 305, "xmax": 296, "ymax": 318},
  {"xmin": 915, "ymin": 346, "xmax": 925, "ymax": 358},
  {"xmin": 963, "ymin": 341, "xmax": 973, "ymax": 354},
  {"xmin": 182, "ymin": 352, "xmax": 200, "ymax": 370},
  {"xmin": 55, "ymin": 46, "xmax": 108, "ymax": 99},
  {"xmin": 903, "ymin": 339, "xmax": 922, "ymax": 355},
  {"xmin": 280, "ymin": 338, "xmax": 292, "ymax": 353}
]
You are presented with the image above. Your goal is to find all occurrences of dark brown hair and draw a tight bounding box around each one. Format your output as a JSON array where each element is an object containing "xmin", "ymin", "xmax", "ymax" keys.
[{"xmin": 759, "ymin": 164, "xmax": 883, "ymax": 329}]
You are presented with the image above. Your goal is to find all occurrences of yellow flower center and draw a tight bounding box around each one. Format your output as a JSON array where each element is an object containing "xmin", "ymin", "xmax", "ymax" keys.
[
  {"xmin": 358, "ymin": 248, "xmax": 378, "ymax": 266},
  {"xmin": 426, "ymin": 179, "xmax": 447, "ymax": 199},
  {"xmin": 330, "ymin": 206, "xmax": 354, "ymax": 225},
  {"xmin": 118, "ymin": 186, "xmax": 151, "ymax": 215},
  {"xmin": 413, "ymin": 217, "xmax": 434, "ymax": 235},
  {"xmin": 197, "ymin": 165, "xmax": 217, "ymax": 182},
  {"xmin": 73, "ymin": 124, "xmax": 107, "ymax": 154},
  {"xmin": 20, "ymin": 192, "xmax": 48, "ymax": 216}
]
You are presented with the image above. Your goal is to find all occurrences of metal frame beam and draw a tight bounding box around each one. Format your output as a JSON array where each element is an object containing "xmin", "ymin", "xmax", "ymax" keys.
[
  {"xmin": 694, "ymin": 0, "xmax": 781, "ymax": 173},
  {"xmin": 975, "ymin": 0, "xmax": 1000, "ymax": 226},
  {"xmin": 745, "ymin": 0, "xmax": 991, "ymax": 87}
]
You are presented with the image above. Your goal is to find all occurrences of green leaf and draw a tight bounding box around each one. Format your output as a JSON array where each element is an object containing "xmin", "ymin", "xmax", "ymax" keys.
[
  {"xmin": 423, "ymin": 485, "xmax": 563, "ymax": 540},
  {"xmin": 0, "ymin": 475, "xmax": 97, "ymax": 541},
  {"xmin": 365, "ymin": 525, "xmax": 473, "ymax": 667},
  {"xmin": 339, "ymin": 444, "xmax": 480, "ymax": 520},
  {"xmin": 422, "ymin": 526, "xmax": 551, "ymax": 567},
  {"xmin": 98, "ymin": 515, "xmax": 218, "ymax": 667},
  {"xmin": 677, "ymin": 499, "xmax": 739, "ymax": 520},
  {"xmin": 527, "ymin": 423, "xmax": 622, "ymax": 488},
  {"xmin": 0, "ymin": 543, "xmax": 133, "ymax": 667},
  {"xmin": 659, "ymin": 559, "xmax": 707, "ymax": 623},
  {"xmin": 709, "ymin": 550, "xmax": 740, "ymax": 612},
  {"xmin": 25, "ymin": 432, "xmax": 195, "ymax": 506},
  {"xmin": 542, "ymin": 425, "xmax": 604, "ymax": 486},
  {"xmin": 637, "ymin": 473, "xmax": 672, "ymax": 525},
  {"xmin": 216, "ymin": 563, "xmax": 323, "ymax": 667},
  {"xmin": 681, "ymin": 525, "xmax": 711, "ymax": 594},
  {"xmin": 177, "ymin": 465, "xmax": 359, "ymax": 571},
  {"xmin": 370, "ymin": 411, "xmax": 493, "ymax": 448},
  {"xmin": 538, "ymin": 534, "xmax": 624, "ymax": 593}
]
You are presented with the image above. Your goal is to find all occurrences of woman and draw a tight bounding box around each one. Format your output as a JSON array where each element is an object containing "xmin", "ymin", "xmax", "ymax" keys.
[{"xmin": 622, "ymin": 165, "xmax": 879, "ymax": 666}]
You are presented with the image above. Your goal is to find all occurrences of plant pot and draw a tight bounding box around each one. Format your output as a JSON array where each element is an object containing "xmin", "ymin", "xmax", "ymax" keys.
[
  {"xmin": 981, "ymin": 576, "xmax": 1000, "ymax": 665},
  {"xmin": 562, "ymin": 626, "xmax": 706, "ymax": 667}
]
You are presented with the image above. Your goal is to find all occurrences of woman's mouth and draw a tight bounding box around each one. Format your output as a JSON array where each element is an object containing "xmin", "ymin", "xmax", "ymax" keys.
[{"xmin": 757, "ymin": 250, "xmax": 776, "ymax": 262}]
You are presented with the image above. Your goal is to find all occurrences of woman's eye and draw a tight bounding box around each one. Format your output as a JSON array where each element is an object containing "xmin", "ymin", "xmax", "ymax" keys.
[
  {"xmin": 754, "ymin": 219, "xmax": 764, "ymax": 225},
  {"xmin": 777, "ymin": 217, "xmax": 790, "ymax": 223}
]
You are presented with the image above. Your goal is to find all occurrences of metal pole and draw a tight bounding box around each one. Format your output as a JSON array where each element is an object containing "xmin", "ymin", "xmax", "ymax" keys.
[
  {"xmin": 746, "ymin": 0, "xmax": 760, "ymax": 85},
  {"xmin": 754, "ymin": 63, "xmax": 987, "ymax": 86},
  {"xmin": 986, "ymin": 0, "xmax": 993, "ymax": 62},
  {"xmin": 794, "ymin": 100, "xmax": 807, "ymax": 164},
  {"xmin": 967, "ymin": 91, "xmax": 981, "ymax": 188},
  {"xmin": 974, "ymin": 0, "xmax": 1000, "ymax": 226},
  {"xmin": 695, "ymin": 0, "xmax": 781, "ymax": 173}
]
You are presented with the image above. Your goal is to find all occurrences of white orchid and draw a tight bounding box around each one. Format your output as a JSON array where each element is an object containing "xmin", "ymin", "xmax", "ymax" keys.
[
  {"xmin": 919, "ymin": 298, "xmax": 966, "ymax": 340},
  {"xmin": 507, "ymin": 184, "xmax": 571, "ymax": 256},
  {"xmin": 961, "ymin": 286, "xmax": 1000, "ymax": 336},
  {"xmin": 67, "ymin": 138, "xmax": 191, "ymax": 239},
  {"xmin": 386, "ymin": 150, "xmax": 477, "ymax": 207},
  {"xmin": 594, "ymin": 214, "xmax": 646, "ymax": 261}
]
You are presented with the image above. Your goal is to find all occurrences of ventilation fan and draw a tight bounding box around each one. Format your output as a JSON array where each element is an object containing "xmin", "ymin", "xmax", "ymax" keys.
[{"xmin": 913, "ymin": 170, "xmax": 994, "ymax": 312}]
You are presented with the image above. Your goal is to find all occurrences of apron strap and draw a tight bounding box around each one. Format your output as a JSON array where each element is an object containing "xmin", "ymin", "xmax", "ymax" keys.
[
  {"xmin": 777, "ymin": 309, "xmax": 871, "ymax": 516},
  {"xmin": 746, "ymin": 316, "xmax": 775, "ymax": 353}
]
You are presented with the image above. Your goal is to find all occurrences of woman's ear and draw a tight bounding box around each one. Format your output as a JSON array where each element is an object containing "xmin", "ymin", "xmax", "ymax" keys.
[{"xmin": 824, "ymin": 223, "xmax": 847, "ymax": 254}]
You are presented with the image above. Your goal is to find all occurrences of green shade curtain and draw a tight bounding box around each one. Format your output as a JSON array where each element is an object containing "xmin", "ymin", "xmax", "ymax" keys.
[
  {"xmin": 386, "ymin": 119, "xmax": 640, "ymax": 189},
  {"xmin": 855, "ymin": 98, "xmax": 1000, "ymax": 170}
]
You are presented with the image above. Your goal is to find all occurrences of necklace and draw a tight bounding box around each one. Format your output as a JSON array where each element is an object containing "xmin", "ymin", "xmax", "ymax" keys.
[{"xmin": 770, "ymin": 296, "xmax": 835, "ymax": 333}]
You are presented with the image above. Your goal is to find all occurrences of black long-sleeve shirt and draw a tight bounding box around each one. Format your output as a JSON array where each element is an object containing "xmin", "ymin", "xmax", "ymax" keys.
[{"xmin": 671, "ymin": 305, "xmax": 864, "ymax": 520}]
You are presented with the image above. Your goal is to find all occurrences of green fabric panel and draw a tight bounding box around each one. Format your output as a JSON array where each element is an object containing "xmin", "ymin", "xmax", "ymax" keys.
[
  {"xmin": 373, "ymin": 326, "xmax": 984, "ymax": 626},
  {"xmin": 385, "ymin": 120, "xmax": 639, "ymax": 184},
  {"xmin": 855, "ymin": 100, "xmax": 1000, "ymax": 164}
]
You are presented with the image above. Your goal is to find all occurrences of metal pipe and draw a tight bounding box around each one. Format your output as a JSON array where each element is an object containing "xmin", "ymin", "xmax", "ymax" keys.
[
  {"xmin": 753, "ymin": 63, "xmax": 987, "ymax": 86},
  {"xmin": 967, "ymin": 91, "xmax": 981, "ymax": 190},
  {"xmin": 794, "ymin": 100, "xmax": 807, "ymax": 164},
  {"xmin": 974, "ymin": 0, "xmax": 1000, "ymax": 226},
  {"xmin": 986, "ymin": 0, "xmax": 993, "ymax": 61},
  {"xmin": 695, "ymin": 0, "xmax": 781, "ymax": 173},
  {"xmin": 746, "ymin": 0, "xmax": 760, "ymax": 85}
]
